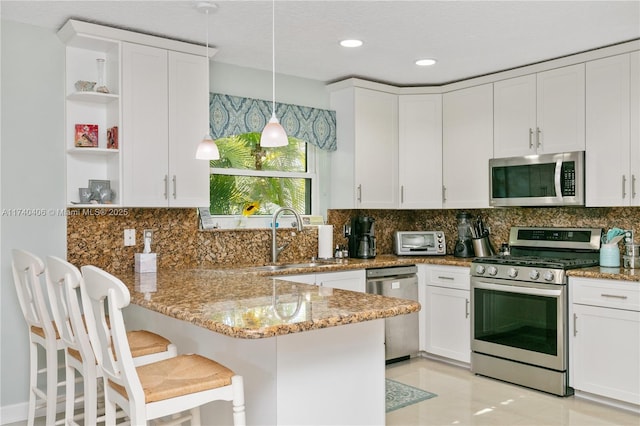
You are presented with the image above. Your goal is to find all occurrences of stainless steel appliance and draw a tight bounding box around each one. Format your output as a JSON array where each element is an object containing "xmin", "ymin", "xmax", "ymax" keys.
[
  {"xmin": 489, "ymin": 151, "xmax": 585, "ymax": 207},
  {"xmin": 366, "ymin": 265, "xmax": 419, "ymax": 363},
  {"xmin": 471, "ymin": 226, "xmax": 601, "ymax": 396},
  {"xmin": 347, "ymin": 216, "xmax": 376, "ymax": 259},
  {"xmin": 394, "ymin": 231, "xmax": 446, "ymax": 256}
]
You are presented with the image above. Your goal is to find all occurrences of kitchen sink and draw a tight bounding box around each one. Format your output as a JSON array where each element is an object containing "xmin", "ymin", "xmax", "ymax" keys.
[{"xmin": 251, "ymin": 259, "xmax": 343, "ymax": 272}]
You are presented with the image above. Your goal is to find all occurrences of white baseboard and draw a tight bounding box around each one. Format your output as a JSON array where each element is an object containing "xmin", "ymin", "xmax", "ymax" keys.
[
  {"xmin": 0, "ymin": 401, "xmax": 29, "ymax": 425},
  {"xmin": 0, "ymin": 401, "xmax": 65, "ymax": 425}
]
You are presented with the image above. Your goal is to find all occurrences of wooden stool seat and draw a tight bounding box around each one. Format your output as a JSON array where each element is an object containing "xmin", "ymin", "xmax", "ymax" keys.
[
  {"xmin": 127, "ymin": 330, "xmax": 173, "ymax": 358},
  {"xmin": 111, "ymin": 353, "xmax": 235, "ymax": 403}
]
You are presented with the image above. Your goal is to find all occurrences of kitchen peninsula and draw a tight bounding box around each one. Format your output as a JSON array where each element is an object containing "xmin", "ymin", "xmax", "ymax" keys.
[{"xmin": 118, "ymin": 268, "xmax": 420, "ymax": 426}]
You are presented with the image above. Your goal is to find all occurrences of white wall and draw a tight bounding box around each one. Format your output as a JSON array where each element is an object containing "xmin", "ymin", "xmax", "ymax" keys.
[
  {"xmin": 0, "ymin": 19, "xmax": 332, "ymax": 422},
  {"xmin": 0, "ymin": 20, "xmax": 67, "ymax": 421}
]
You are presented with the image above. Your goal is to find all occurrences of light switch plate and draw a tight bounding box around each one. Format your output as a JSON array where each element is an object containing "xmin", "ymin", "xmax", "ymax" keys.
[{"xmin": 124, "ymin": 229, "xmax": 135, "ymax": 246}]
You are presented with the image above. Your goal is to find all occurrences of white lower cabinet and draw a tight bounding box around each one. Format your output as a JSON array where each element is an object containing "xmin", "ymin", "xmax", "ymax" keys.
[
  {"xmin": 569, "ymin": 277, "xmax": 640, "ymax": 407},
  {"xmin": 277, "ymin": 270, "xmax": 366, "ymax": 293},
  {"xmin": 419, "ymin": 265, "xmax": 471, "ymax": 364}
]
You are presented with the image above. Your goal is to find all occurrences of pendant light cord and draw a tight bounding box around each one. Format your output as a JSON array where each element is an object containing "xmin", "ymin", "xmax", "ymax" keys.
[
  {"xmin": 271, "ymin": 0, "xmax": 276, "ymax": 115},
  {"xmin": 206, "ymin": 7, "xmax": 211, "ymax": 134}
]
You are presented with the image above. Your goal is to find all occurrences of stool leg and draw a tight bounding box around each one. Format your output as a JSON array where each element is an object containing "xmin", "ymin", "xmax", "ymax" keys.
[
  {"xmin": 27, "ymin": 341, "xmax": 38, "ymax": 426},
  {"xmin": 83, "ymin": 367, "xmax": 98, "ymax": 425},
  {"xmin": 45, "ymin": 342, "xmax": 59, "ymax": 425},
  {"xmin": 65, "ymin": 364, "xmax": 75, "ymax": 425},
  {"xmin": 232, "ymin": 376, "xmax": 246, "ymax": 426},
  {"xmin": 190, "ymin": 407, "xmax": 201, "ymax": 425}
]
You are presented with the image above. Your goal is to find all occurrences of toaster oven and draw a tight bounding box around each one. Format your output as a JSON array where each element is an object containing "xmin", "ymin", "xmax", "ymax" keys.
[{"xmin": 394, "ymin": 231, "xmax": 446, "ymax": 256}]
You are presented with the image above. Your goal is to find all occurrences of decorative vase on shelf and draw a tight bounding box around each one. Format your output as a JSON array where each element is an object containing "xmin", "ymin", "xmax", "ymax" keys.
[{"xmin": 95, "ymin": 58, "xmax": 109, "ymax": 93}]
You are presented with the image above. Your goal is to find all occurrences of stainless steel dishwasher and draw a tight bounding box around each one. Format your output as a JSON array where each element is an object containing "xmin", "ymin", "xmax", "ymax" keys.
[{"xmin": 366, "ymin": 265, "xmax": 419, "ymax": 363}]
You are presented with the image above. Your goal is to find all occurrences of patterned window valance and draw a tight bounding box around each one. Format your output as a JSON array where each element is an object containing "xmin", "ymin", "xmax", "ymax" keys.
[{"xmin": 209, "ymin": 93, "xmax": 337, "ymax": 151}]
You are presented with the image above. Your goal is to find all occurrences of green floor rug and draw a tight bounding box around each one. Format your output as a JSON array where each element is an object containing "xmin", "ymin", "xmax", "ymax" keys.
[{"xmin": 385, "ymin": 378, "xmax": 437, "ymax": 413}]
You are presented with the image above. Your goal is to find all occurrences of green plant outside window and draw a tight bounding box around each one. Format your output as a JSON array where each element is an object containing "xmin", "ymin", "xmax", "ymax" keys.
[{"xmin": 208, "ymin": 132, "xmax": 311, "ymax": 216}]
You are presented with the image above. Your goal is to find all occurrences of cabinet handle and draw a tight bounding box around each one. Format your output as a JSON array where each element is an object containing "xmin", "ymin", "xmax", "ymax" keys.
[
  {"xmin": 633, "ymin": 175, "xmax": 637, "ymax": 199},
  {"xmin": 622, "ymin": 175, "xmax": 627, "ymax": 199},
  {"xmin": 536, "ymin": 127, "xmax": 542, "ymax": 149},
  {"xmin": 573, "ymin": 313, "xmax": 578, "ymax": 336},
  {"xmin": 164, "ymin": 175, "xmax": 169, "ymax": 200},
  {"xmin": 529, "ymin": 128, "xmax": 534, "ymax": 149},
  {"xmin": 600, "ymin": 293, "xmax": 628, "ymax": 300},
  {"xmin": 465, "ymin": 298, "xmax": 470, "ymax": 319},
  {"xmin": 437, "ymin": 276, "xmax": 455, "ymax": 280},
  {"xmin": 442, "ymin": 185, "xmax": 447, "ymax": 203},
  {"xmin": 172, "ymin": 175, "xmax": 177, "ymax": 199},
  {"xmin": 400, "ymin": 185, "xmax": 404, "ymax": 204},
  {"xmin": 357, "ymin": 184, "xmax": 362, "ymax": 203}
]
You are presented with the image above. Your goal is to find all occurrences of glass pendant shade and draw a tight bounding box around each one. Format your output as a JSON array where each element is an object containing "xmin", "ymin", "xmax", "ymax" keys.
[
  {"xmin": 195, "ymin": 133, "xmax": 220, "ymax": 160},
  {"xmin": 261, "ymin": 0, "xmax": 288, "ymax": 148},
  {"xmin": 260, "ymin": 112, "xmax": 288, "ymax": 147}
]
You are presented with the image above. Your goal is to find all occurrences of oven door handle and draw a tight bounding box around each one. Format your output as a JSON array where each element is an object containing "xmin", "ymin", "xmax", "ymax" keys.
[{"xmin": 473, "ymin": 281, "xmax": 562, "ymax": 298}]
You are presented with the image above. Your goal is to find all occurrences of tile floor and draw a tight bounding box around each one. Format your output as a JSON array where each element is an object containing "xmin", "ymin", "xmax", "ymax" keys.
[
  {"xmin": 10, "ymin": 357, "xmax": 639, "ymax": 425},
  {"xmin": 386, "ymin": 357, "xmax": 640, "ymax": 426}
]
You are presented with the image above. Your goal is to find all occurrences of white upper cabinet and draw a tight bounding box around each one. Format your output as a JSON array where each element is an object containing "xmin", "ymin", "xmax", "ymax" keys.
[
  {"xmin": 329, "ymin": 86, "xmax": 398, "ymax": 208},
  {"xmin": 494, "ymin": 64, "xmax": 585, "ymax": 157},
  {"xmin": 442, "ymin": 84, "xmax": 494, "ymax": 209},
  {"xmin": 586, "ymin": 52, "xmax": 640, "ymax": 207},
  {"xmin": 59, "ymin": 20, "xmax": 212, "ymax": 208},
  {"xmin": 398, "ymin": 94, "xmax": 443, "ymax": 209},
  {"xmin": 122, "ymin": 43, "xmax": 209, "ymax": 207}
]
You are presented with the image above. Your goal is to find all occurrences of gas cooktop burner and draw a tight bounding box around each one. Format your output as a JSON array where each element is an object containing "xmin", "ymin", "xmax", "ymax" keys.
[{"xmin": 473, "ymin": 255, "xmax": 599, "ymax": 270}]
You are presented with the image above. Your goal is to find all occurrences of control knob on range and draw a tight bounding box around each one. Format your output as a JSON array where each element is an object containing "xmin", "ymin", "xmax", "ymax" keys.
[
  {"xmin": 543, "ymin": 271, "xmax": 555, "ymax": 282},
  {"xmin": 529, "ymin": 269, "xmax": 540, "ymax": 280},
  {"xmin": 508, "ymin": 267, "xmax": 518, "ymax": 278},
  {"xmin": 474, "ymin": 265, "xmax": 486, "ymax": 275},
  {"xmin": 488, "ymin": 266, "xmax": 498, "ymax": 276}
]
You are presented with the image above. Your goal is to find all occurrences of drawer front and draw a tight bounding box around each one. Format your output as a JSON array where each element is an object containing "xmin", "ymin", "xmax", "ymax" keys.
[
  {"xmin": 428, "ymin": 266, "xmax": 470, "ymax": 291},
  {"xmin": 571, "ymin": 278, "xmax": 640, "ymax": 311}
]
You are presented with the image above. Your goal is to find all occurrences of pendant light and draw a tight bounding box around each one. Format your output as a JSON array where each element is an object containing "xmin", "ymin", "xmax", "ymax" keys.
[
  {"xmin": 260, "ymin": 0, "xmax": 288, "ymax": 147},
  {"xmin": 195, "ymin": 2, "xmax": 220, "ymax": 160}
]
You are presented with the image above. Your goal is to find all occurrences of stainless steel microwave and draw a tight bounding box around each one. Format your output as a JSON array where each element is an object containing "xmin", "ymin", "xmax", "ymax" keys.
[
  {"xmin": 489, "ymin": 151, "xmax": 585, "ymax": 207},
  {"xmin": 394, "ymin": 231, "xmax": 446, "ymax": 256}
]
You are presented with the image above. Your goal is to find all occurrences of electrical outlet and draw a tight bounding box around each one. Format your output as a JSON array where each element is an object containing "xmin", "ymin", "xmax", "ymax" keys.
[
  {"xmin": 143, "ymin": 229, "xmax": 153, "ymax": 245},
  {"xmin": 124, "ymin": 229, "xmax": 135, "ymax": 246}
]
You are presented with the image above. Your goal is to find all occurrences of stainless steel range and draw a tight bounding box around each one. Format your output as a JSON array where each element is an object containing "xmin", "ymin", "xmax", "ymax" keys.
[{"xmin": 470, "ymin": 226, "xmax": 602, "ymax": 396}]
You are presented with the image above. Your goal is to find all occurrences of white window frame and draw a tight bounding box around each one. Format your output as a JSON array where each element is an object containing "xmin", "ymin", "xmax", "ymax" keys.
[{"xmin": 205, "ymin": 144, "xmax": 319, "ymax": 229}]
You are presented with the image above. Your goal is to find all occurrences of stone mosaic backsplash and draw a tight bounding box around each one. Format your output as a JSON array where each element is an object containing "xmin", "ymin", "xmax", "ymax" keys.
[{"xmin": 67, "ymin": 206, "xmax": 640, "ymax": 273}]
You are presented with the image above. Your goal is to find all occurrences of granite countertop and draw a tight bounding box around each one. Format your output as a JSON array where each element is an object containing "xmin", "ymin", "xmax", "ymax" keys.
[
  {"xmin": 119, "ymin": 268, "xmax": 421, "ymax": 339},
  {"xmin": 567, "ymin": 266, "xmax": 640, "ymax": 282},
  {"xmin": 118, "ymin": 254, "xmax": 638, "ymax": 341}
]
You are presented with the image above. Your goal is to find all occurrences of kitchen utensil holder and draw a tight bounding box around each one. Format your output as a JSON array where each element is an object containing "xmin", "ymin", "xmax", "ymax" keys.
[
  {"xmin": 472, "ymin": 236, "xmax": 494, "ymax": 257},
  {"xmin": 599, "ymin": 244, "xmax": 620, "ymax": 267}
]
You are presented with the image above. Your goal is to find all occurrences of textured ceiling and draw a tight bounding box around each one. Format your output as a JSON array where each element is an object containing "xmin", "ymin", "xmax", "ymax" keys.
[{"xmin": 1, "ymin": 1, "xmax": 639, "ymax": 86}]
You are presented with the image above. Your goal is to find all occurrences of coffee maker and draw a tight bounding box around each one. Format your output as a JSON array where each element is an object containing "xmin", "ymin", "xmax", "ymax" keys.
[{"xmin": 347, "ymin": 216, "xmax": 376, "ymax": 259}]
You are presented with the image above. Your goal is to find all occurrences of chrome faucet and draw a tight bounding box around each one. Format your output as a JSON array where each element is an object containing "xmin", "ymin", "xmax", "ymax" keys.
[{"xmin": 271, "ymin": 207, "xmax": 303, "ymax": 263}]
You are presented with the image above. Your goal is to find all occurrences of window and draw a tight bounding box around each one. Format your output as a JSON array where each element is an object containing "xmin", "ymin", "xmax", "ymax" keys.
[{"xmin": 204, "ymin": 132, "xmax": 316, "ymax": 228}]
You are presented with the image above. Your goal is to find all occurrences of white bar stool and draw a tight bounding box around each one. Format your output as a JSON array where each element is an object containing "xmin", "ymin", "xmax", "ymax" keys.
[
  {"xmin": 81, "ymin": 265, "xmax": 246, "ymax": 425},
  {"xmin": 11, "ymin": 249, "xmax": 65, "ymax": 426},
  {"xmin": 45, "ymin": 256, "xmax": 178, "ymax": 425}
]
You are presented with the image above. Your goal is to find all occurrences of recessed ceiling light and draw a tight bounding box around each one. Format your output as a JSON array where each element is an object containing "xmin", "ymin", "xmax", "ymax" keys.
[
  {"xmin": 340, "ymin": 39, "xmax": 363, "ymax": 48},
  {"xmin": 415, "ymin": 58, "xmax": 437, "ymax": 67}
]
